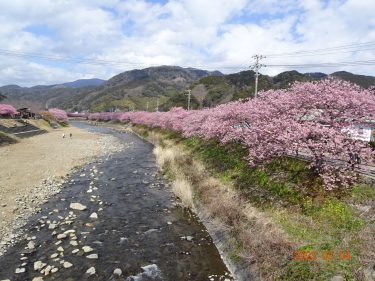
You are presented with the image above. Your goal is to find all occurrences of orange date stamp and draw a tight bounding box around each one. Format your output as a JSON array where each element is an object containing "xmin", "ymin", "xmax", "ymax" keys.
[{"xmin": 293, "ymin": 250, "xmax": 351, "ymax": 262}]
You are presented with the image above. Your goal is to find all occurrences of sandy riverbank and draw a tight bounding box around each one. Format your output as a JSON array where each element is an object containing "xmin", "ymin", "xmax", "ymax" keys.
[{"xmin": 0, "ymin": 125, "xmax": 123, "ymax": 255}]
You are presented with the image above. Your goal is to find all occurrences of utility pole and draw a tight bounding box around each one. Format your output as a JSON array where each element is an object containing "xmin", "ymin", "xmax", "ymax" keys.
[
  {"xmin": 186, "ymin": 89, "xmax": 191, "ymax": 110},
  {"xmin": 156, "ymin": 98, "xmax": 159, "ymax": 112},
  {"xmin": 146, "ymin": 101, "xmax": 149, "ymax": 111},
  {"xmin": 250, "ymin": 55, "xmax": 266, "ymax": 98}
]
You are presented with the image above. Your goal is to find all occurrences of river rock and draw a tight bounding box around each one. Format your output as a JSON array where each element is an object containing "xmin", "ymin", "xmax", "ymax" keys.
[
  {"xmin": 51, "ymin": 267, "xmax": 58, "ymax": 273},
  {"xmin": 27, "ymin": 241, "xmax": 35, "ymax": 249},
  {"xmin": 86, "ymin": 254, "xmax": 98, "ymax": 259},
  {"xmin": 50, "ymin": 253, "xmax": 59, "ymax": 258},
  {"xmin": 15, "ymin": 267, "xmax": 25, "ymax": 273},
  {"xmin": 34, "ymin": 261, "xmax": 46, "ymax": 271},
  {"xmin": 69, "ymin": 203, "xmax": 87, "ymax": 211},
  {"xmin": 70, "ymin": 241, "xmax": 78, "ymax": 246},
  {"xmin": 186, "ymin": 236, "xmax": 193, "ymax": 242},
  {"xmin": 63, "ymin": 261, "xmax": 73, "ymax": 268},
  {"xmin": 82, "ymin": 246, "xmax": 94, "ymax": 253},
  {"xmin": 113, "ymin": 268, "xmax": 122, "ymax": 276},
  {"xmin": 32, "ymin": 277, "xmax": 44, "ymax": 281},
  {"xmin": 57, "ymin": 246, "xmax": 64, "ymax": 252},
  {"xmin": 86, "ymin": 267, "xmax": 96, "ymax": 275},
  {"xmin": 89, "ymin": 212, "xmax": 98, "ymax": 219},
  {"xmin": 44, "ymin": 265, "xmax": 52, "ymax": 275},
  {"xmin": 57, "ymin": 233, "xmax": 67, "ymax": 239},
  {"xmin": 48, "ymin": 224, "xmax": 57, "ymax": 230}
]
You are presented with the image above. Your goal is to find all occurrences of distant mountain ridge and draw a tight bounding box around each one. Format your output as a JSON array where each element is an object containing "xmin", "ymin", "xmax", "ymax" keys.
[
  {"xmin": 60, "ymin": 78, "xmax": 105, "ymax": 88},
  {"xmin": 54, "ymin": 66, "xmax": 222, "ymax": 112},
  {"xmin": 0, "ymin": 66, "xmax": 373, "ymax": 112}
]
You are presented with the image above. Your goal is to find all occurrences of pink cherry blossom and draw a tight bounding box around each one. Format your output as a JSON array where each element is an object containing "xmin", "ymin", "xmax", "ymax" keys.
[
  {"xmin": 0, "ymin": 104, "xmax": 17, "ymax": 115},
  {"xmin": 49, "ymin": 108, "xmax": 68, "ymax": 122},
  {"xmin": 88, "ymin": 78, "xmax": 375, "ymax": 190}
]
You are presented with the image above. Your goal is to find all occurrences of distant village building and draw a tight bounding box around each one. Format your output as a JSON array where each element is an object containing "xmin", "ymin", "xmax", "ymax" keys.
[
  {"xmin": 17, "ymin": 108, "xmax": 36, "ymax": 119},
  {"xmin": 344, "ymin": 123, "xmax": 375, "ymax": 142}
]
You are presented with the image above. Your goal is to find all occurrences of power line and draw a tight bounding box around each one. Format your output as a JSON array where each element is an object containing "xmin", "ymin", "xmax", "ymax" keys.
[
  {"xmin": 267, "ymin": 59, "xmax": 375, "ymax": 68},
  {"xmin": 265, "ymin": 40, "xmax": 375, "ymax": 58},
  {"xmin": 266, "ymin": 47, "xmax": 374, "ymax": 58},
  {"xmin": 0, "ymin": 46, "xmax": 373, "ymax": 76},
  {"xmin": 0, "ymin": 48, "xmax": 158, "ymax": 68}
]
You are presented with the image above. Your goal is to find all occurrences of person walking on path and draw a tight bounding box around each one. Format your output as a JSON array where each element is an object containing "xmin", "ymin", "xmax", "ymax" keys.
[
  {"xmin": 62, "ymin": 133, "xmax": 65, "ymax": 138},
  {"xmin": 69, "ymin": 133, "xmax": 72, "ymax": 138}
]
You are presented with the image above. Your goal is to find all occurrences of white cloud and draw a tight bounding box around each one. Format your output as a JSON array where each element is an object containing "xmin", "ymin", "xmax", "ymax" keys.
[{"xmin": 0, "ymin": 0, "xmax": 373, "ymax": 86}]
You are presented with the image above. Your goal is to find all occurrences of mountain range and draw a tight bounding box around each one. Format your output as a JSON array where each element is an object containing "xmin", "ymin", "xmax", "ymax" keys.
[{"xmin": 0, "ymin": 66, "xmax": 374, "ymax": 112}]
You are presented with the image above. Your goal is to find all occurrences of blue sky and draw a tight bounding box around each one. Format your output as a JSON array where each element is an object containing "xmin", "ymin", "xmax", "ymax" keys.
[{"xmin": 0, "ymin": 0, "xmax": 374, "ymax": 86}]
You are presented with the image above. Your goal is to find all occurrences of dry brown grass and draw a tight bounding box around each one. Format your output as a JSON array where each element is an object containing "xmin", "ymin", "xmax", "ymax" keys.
[
  {"xmin": 147, "ymin": 132, "xmax": 296, "ymax": 280},
  {"xmin": 171, "ymin": 178, "xmax": 194, "ymax": 209}
]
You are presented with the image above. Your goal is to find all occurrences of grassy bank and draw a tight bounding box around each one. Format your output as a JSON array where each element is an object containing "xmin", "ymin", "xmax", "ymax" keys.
[{"xmin": 132, "ymin": 125, "xmax": 374, "ymax": 281}]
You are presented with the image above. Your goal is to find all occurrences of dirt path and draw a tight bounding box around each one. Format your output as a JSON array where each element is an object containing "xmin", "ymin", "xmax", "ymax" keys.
[{"xmin": 0, "ymin": 126, "xmax": 122, "ymax": 253}]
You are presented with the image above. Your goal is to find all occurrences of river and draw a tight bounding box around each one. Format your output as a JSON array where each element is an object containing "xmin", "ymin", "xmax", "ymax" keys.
[{"xmin": 0, "ymin": 122, "xmax": 232, "ymax": 281}]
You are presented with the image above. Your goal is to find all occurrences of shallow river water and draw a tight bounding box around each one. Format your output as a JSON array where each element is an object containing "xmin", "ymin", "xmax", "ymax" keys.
[{"xmin": 0, "ymin": 122, "xmax": 232, "ymax": 281}]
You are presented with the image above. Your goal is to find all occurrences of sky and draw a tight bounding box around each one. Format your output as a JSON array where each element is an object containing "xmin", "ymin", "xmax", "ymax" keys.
[{"xmin": 0, "ymin": 0, "xmax": 374, "ymax": 86}]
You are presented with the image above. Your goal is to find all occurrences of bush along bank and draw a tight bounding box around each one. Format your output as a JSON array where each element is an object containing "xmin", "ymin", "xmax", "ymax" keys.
[{"xmin": 130, "ymin": 125, "xmax": 374, "ymax": 281}]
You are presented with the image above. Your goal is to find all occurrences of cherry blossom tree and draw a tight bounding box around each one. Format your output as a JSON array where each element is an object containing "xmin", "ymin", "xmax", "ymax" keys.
[
  {"xmin": 0, "ymin": 104, "xmax": 17, "ymax": 115},
  {"xmin": 49, "ymin": 108, "xmax": 68, "ymax": 123},
  {"xmin": 87, "ymin": 78, "xmax": 375, "ymax": 190}
]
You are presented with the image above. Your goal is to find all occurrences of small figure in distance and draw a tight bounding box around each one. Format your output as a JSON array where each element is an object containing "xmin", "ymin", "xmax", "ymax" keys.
[
  {"xmin": 70, "ymin": 133, "xmax": 72, "ymax": 138},
  {"xmin": 62, "ymin": 133, "xmax": 65, "ymax": 138}
]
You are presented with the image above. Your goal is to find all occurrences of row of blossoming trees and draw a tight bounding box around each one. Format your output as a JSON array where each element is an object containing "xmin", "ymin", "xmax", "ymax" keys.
[
  {"xmin": 88, "ymin": 78, "xmax": 375, "ymax": 190},
  {"xmin": 0, "ymin": 104, "xmax": 68, "ymax": 123}
]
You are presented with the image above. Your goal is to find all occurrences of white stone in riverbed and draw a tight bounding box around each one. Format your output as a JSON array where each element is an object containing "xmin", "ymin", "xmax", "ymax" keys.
[
  {"xmin": 72, "ymin": 249, "xmax": 79, "ymax": 254},
  {"xmin": 48, "ymin": 224, "xmax": 57, "ymax": 230},
  {"xmin": 32, "ymin": 277, "xmax": 44, "ymax": 281},
  {"xmin": 51, "ymin": 267, "xmax": 58, "ymax": 273},
  {"xmin": 15, "ymin": 267, "xmax": 25, "ymax": 273},
  {"xmin": 57, "ymin": 233, "xmax": 67, "ymax": 239},
  {"xmin": 86, "ymin": 254, "xmax": 98, "ymax": 259},
  {"xmin": 63, "ymin": 262, "xmax": 73, "ymax": 268},
  {"xmin": 86, "ymin": 267, "xmax": 96, "ymax": 275},
  {"xmin": 89, "ymin": 212, "xmax": 98, "ymax": 219},
  {"xmin": 27, "ymin": 241, "xmax": 35, "ymax": 249},
  {"xmin": 69, "ymin": 203, "xmax": 87, "ymax": 211},
  {"xmin": 50, "ymin": 253, "xmax": 58, "ymax": 259},
  {"xmin": 34, "ymin": 261, "xmax": 46, "ymax": 271},
  {"xmin": 113, "ymin": 268, "xmax": 122, "ymax": 276},
  {"xmin": 82, "ymin": 246, "xmax": 94, "ymax": 253},
  {"xmin": 44, "ymin": 265, "xmax": 52, "ymax": 275},
  {"xmin": 57, "ymin": 246, "xmax": 64, "ymax": 252},
  {"xmin": 70, "ymin": 241, "xmax": 78, "ymax": 246}
]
